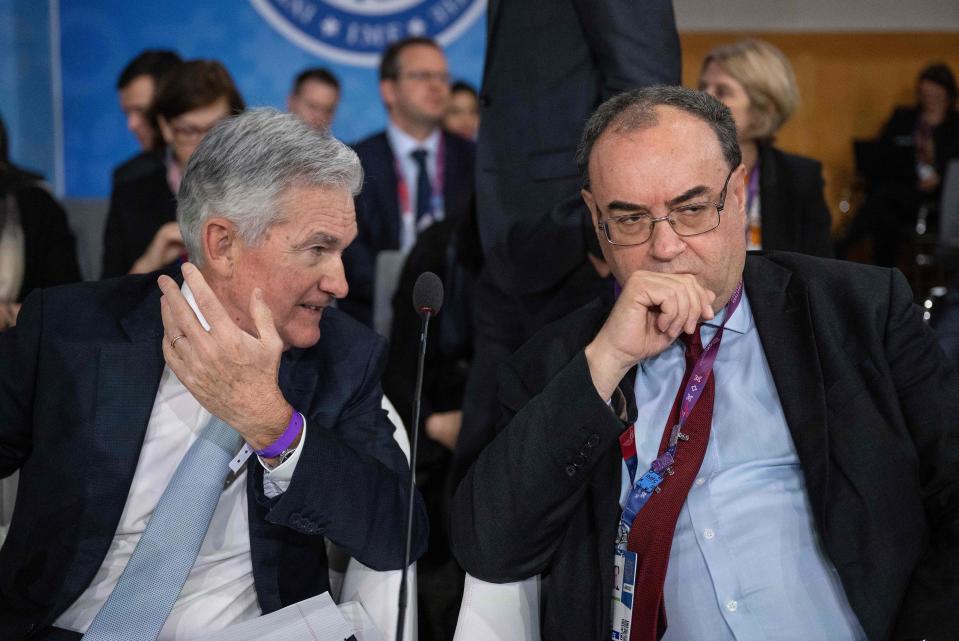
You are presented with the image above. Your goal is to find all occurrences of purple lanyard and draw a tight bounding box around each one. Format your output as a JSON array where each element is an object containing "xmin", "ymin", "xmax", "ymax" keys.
[
  {"xmin": 746, "ymin": 165, "xmax": 760, "ymax": 213},
  {"xmin": 617, "ymin": 280, "xmax": 744, "ymax": 543}
]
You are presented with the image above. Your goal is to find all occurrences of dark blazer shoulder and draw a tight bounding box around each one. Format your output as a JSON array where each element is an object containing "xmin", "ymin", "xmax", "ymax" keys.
[
  {"xmin": 504, "ymin": 295, "xmax": 610, "ymax": 387},
  {"xmin": 352, "ymin": 131, "xmax": 391, "ymax": 161},
  {"xmin": 112, "ymin": 150, "xmax": 165, "ymax": 187}
]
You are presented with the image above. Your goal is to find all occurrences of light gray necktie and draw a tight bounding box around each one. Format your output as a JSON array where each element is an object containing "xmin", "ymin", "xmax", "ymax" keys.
[{"xmin": 82, "ymin": 415, "xmax": 242, "ymax": 641}]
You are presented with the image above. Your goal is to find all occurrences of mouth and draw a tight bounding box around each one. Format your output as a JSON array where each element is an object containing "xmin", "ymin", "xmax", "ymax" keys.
[{"xmin": 298, "ymin": 303, "xmax": 325, "ymax": 314}]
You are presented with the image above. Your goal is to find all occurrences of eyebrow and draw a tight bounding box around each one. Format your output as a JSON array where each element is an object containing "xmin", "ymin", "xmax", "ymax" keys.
[
  {"xmin": 603, "ymin": 184, "xmax": 712, "ymax": 214},
  {"xmin": 292, "ymin": 231, "xmax": 341, "ymax": 250}
]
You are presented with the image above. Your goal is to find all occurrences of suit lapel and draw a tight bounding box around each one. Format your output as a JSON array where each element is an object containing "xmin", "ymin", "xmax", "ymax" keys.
[
  {"xmin": 744, "ymin": 255, "xmax": 829, "ymax": 525},
  {"xmin": 91, "ymin": 286, "xmax": 166, "ymax": 525},
  {"xmin": 374, "ymin": 133, "xmax": 402, "ymax": 249}
]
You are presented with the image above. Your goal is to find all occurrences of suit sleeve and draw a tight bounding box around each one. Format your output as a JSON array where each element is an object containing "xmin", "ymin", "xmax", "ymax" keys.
[
  {"xmin": 571, "ymin": 0, "xmax": 681, "ymax": 97},
  {"xmin": 451, "ymin": 350, "xmax": 624, "ymax": 581},
  {"xmin": 251, "ymin": 334, "xmax": 428, "ymax": 571},
  {"xmin": 0, "ymin": 289, "xmax": 42, "ymax": 478},
  {"xmin": 888, "ymin": 269, "xmax": 959, "ymax": 637}
]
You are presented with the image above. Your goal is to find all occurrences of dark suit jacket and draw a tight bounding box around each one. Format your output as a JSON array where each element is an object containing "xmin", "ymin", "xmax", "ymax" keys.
[
  {"xmin": 757, "ymin": 144, "xmax": 834, "ymax": 257},
  {"xmin": 0, "ymin": 174, "xmax": 81, "ymax": 302},
  {"xmin": 0, "ymin": 274, "xmax": 428, "ymax": 640},
  {"xmin": 476, "ymin": 0, "xmax": 680, "ymax": 258},
  {"xmin": 451, "ymin": 252, "xmax": 959, "ymax": 641},
  {"xmin": 341, "ymin": 130, "xmax": 475, "ymax": 326},
  {"xmin": 111, "ymin": 150, "xmax": 165, "ymax": 188},
  {"xmin": 101, "ymin": 164, "xmax": 177, "ymax": 278}
]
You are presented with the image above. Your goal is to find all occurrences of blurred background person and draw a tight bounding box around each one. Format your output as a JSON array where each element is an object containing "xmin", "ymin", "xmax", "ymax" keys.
[
  {"xmin": 836, "ymin": 63, "xmax": 959, "ymax": 266},
  {"xmin": 443, "ymin": 80, "xmax": 479, "ymax": 140},
  {"xmin": 699, "ymin": 38, "xmax": 833, "ymax": 257},
  {"xmin": 382, "ymin": 208, "xmax": 482, "ymax": 641},
  {"xmin": 452, "ymin": 0, "xmax": 681, "ymax": 490},
  {"xmin": 113, "ymin": 49, "xmax": 182, "ymax": 187},
  {"xmin": 0, "ymin": 114, "xmax": 81, "ymax": 332},
  {"xmin": 287, "ymin": 66, "xmax": 341, "ymax": 130},
  {"xmin": 341, "ymin": 37, "xmax": 475, "ymax": 327},
  {"xmin": 101, "ymin": 59, "xmax": 244, "ymax": 278}
]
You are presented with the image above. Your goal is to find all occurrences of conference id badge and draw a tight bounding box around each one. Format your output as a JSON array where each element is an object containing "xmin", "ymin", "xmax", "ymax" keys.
[{"xmin": 611, "ymin": 548, "xmax": 637, "ymax": 640}]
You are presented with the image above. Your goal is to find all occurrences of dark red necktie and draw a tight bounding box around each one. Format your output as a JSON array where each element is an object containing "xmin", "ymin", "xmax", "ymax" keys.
[{"xmin": 626, "ymin": 330, "xmax": 715, "ymax": 640}]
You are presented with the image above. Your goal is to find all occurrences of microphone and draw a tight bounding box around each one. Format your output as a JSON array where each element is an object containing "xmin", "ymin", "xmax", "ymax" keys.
[
  {"xmin": 412, "ymin": 270, "xmax": 443, "ymax": 317},
  {"xmin": 396, "ymin": 272, "xmax": 444, "ymax": 641}
]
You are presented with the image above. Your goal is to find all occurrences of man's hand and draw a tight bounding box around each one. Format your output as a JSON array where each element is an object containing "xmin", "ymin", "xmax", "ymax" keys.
[
  {"xmin": 425, "ymin": 410, "xmax": 462, "ymax": 451},
  {"xmin": 584, "ymin": 271, "xmax": 714, "ymax": 401},
  {"xmin": 131, "ymin": 222, "xmax": 185, "ymax": 274},
  {"xmin": 158, "ymin": 263, "xmax": 293, "ymax": 452},
  {"xmin": 0, "ymin": 302, "xmax": 21, "ymax": 331}
]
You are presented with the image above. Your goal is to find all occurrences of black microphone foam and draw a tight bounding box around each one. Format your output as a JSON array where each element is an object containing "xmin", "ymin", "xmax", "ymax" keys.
[{"xmin": 412, "ymin": 271, "xmax": 444, "ymax": 316}]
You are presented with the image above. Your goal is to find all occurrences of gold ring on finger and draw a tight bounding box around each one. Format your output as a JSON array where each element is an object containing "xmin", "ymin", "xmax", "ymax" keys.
[{"xmin": 170, "ymin": 334, "xmax": 187, "ymax": 349}]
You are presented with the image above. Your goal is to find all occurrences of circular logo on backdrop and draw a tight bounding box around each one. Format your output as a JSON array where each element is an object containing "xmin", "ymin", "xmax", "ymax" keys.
[{"xmin": 250, "ymin": 0, "xmax": 486, "ymax": 67}]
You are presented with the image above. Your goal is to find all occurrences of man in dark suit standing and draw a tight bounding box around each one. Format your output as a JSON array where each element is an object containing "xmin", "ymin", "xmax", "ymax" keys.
[
  {"xmin": 451, "ymin": 87, "xmax": 959, "ymax": 641},
  {"xmin": 452, "ymin": 0, "xmax": 681, "ymax": 486},
  {"xmin": 0, "ymin": 109, "xmax": 426, "ymax": 641},
  {"xmin": 341, "ymin": 37, "xmax": 475, "ymax": 327}
]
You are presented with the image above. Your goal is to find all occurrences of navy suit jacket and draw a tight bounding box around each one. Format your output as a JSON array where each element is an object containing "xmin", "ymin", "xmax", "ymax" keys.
[
  {"xmin": 101, "ymin": 165, "xmax": 177, "ymax": 279},
  {"xmin": 0, "ymin": 273, "xmax": 427, "ymax": 640},
  {"xmin": 341, "ymin": 130, "xmax": 475, "ymax": 326},
  {"xmin": 452, "ymin": 253, "xmax": 959, "ymax": 641}
]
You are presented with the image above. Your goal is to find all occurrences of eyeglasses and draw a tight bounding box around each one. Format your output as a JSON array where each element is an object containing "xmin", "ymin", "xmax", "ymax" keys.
[
  {"xmin": 398, "ymin": 70, "xmax": 451, "ymax": 84},
  {"xmin": 170, "ymin": 120, "xmax": 220, "ymax": 142},
  {"xmin": 596, "ymin": 168, "xmax": 735, "ymax": 247}
]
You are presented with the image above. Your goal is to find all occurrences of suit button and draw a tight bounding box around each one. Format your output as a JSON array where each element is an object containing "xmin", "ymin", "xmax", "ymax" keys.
[
  {"xmin": 565, "ymin": 464, "xmax": 577, "ymax": 477},
  {"xmin": 573, "ymin": 453, "xmax": 587, "ymax": 467}
]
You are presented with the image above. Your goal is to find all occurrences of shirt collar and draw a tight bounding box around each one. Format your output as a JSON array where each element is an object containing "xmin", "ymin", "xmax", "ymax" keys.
[
  {"xmin": 181, "ymin": 281, "xmax": 211, "ymax": 332},
  {"xmin": 701, "ymin": 284, "xmax": 751, "ymax": 335},
  {"xmin": 386, "ymin": 120, "xmax": 440, "ymax": 161}
]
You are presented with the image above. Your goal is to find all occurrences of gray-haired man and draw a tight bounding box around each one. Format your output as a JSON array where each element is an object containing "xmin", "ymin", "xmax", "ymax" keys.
[{"xmin": 0, "ymin": 109, "xmax": 427, "ymax": 641}]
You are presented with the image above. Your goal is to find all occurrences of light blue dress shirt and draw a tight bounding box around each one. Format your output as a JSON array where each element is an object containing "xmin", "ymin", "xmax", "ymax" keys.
[
  {"xmin": 386, "ymin": 122, "xmax": 444, "ymax": 251},
  {"xmin": 619, "ymin": 292, "xmax": 866, "ymax": 641}
]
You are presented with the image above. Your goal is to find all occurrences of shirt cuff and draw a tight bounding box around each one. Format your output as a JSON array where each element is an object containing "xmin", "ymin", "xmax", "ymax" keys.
[{"xmin": 258, "ymin": 413, "xmax": 306, "ymax": 498}]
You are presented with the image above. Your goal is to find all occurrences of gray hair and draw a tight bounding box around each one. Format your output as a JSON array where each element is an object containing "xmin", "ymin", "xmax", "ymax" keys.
[
  {"xmin": 575, "ymin": 85, "xmax": 742, "ymax": 190},
  {"xmin": 177, "ymin": 108, "xmax": 363, "ymax": 265}
]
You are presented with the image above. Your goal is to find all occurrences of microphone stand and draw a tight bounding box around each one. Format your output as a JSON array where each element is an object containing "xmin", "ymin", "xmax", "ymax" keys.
[{"xmin": 396, "ymin": 308, "xmax": 432, "ymax": 641}]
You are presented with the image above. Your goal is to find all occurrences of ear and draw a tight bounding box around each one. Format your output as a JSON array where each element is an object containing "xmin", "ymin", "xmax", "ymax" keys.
[
  {"xmin": 581, "ymin": 188, "xmax": 599, "ymax": 227},
  {"xmin": 158, "ymin": 115, "xmax": 174, "ymax": 146},
  {"xmin": 286, "ymin": 94, "xmax": 296, "ymax": 112},
  {"xmin": 201, "ymin": 216, "xmax": 238, "ymax": 276},
  {"xmin": 731, "ymin": 164, "xmax": 748, "ymax": 226},
  {"xmin": 380, "ymin": 79, "xmax": 396, "ymax": 110}
]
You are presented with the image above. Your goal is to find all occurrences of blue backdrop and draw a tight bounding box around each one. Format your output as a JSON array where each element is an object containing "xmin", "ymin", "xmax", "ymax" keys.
[{"xmin": 53, "ymin": 0, "xmax": 485, "ymax": 197}]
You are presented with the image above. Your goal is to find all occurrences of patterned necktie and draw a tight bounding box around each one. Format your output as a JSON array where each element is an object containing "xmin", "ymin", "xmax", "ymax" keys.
[
  {"xmin": 82, "ymin": 415, "xmax": 242, "ymax": 641},
  {"xmin": 410, "ymin": 148, "xmax": 432, "ymax": 223},
  {"xmin": 627, "ymin": 330, "xmax": 714, "ymax": 641}
]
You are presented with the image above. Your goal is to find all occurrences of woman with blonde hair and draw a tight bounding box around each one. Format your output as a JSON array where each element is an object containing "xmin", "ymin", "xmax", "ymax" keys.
[{"xmin": 699, "ymin": 38, "xmax": 832, "ymax": 256}]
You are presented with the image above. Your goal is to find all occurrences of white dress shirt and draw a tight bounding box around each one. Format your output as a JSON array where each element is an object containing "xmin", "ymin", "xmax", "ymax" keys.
[
  {"xmin": 55, "ymin": 283, "xmax": 306, "ymax": 639},
  {"xmin": 386, "ymin": 121, "xmax": 443, "ymax": 251}
]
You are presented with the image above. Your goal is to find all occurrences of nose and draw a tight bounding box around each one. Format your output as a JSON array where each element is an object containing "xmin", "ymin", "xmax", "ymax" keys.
[
  {"xmin": 321, "ymin": 255, "xmax": 349, "ymax": 300},
  {"xmin": 647, "ymin": 217, "xmax": 686, "ymax": 262}
]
